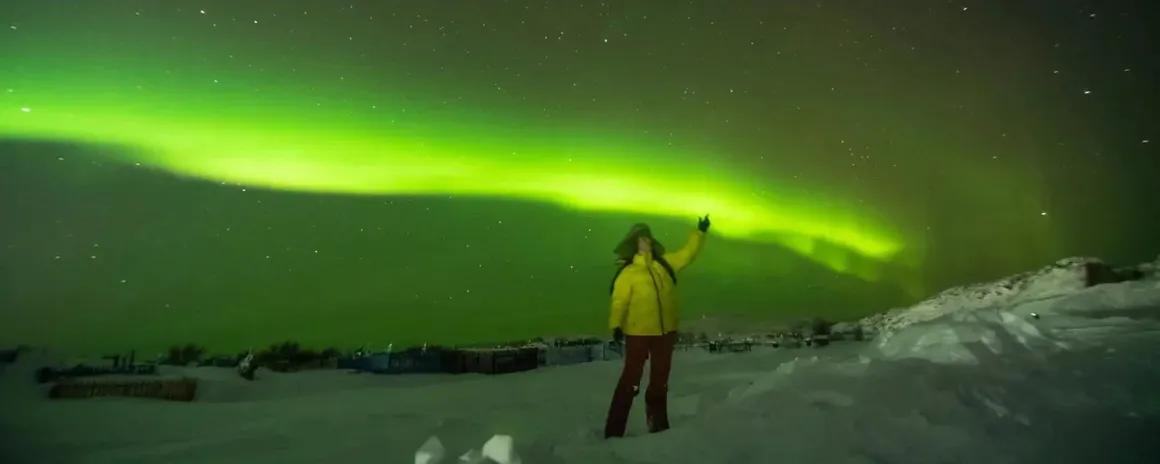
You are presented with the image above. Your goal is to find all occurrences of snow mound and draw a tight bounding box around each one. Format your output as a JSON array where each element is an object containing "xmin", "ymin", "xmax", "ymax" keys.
[
  {"xmin": 1135, "ymin": 253, "xmax": 1160, "ymax": 278},
  {"xmin": 417, "ymin": 434, "xmax": 521, "ymax": 464},
  {"xmin": 873, "ymin": 273, "xmax": 1160, "ymax": 365},
  {"xmin": 873, "ymin": 304, "xmax": 1061, "ymax": 365},
  {"xmin": 862, "ymin": 257, "xmax": 1101, "ymax": 338},
  {"xmin": 414, "ymin": 436, "xmax": 445, "ymax": 464}
]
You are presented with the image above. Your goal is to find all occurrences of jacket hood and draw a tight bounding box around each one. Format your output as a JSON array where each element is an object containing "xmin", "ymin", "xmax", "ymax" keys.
[{"xmin": 613, "ymin": 223, "xmax": 666, "ymax": 259}]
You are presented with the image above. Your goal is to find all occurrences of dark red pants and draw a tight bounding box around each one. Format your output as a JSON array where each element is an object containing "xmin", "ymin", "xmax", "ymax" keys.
[{"xmin": 603, "ymin": 332, "xmax": 677, "ymax": 438}]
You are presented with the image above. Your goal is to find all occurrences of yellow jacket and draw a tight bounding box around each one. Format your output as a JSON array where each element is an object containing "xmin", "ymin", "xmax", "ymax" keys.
[{"xmin": 609, "ymin": 230, "xmax": 705, "ymax": 335}]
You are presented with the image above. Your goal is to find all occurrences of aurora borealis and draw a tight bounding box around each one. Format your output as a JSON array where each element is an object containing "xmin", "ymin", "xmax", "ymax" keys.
[{"xmin": 1, "ymin": 0, "xmax": 1157, "ymax": 353}]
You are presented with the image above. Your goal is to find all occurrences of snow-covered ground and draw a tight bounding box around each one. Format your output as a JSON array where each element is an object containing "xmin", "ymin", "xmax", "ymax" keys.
[{"xmin": 2, "ymin": 257, "xmax": 1160, "ymax": 463}]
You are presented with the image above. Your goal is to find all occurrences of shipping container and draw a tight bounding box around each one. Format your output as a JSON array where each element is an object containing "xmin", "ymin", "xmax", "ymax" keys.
[
  {"xmin": 461, "ymin": 347, "xmax": 538, "ymax": 375},
  {"xmin": 387, "ymin": 348, "xmax": 444, "ymax": 374},
  {"xmin": 355, "ymin": 353, "xmax": 392, "ymax": 373}
]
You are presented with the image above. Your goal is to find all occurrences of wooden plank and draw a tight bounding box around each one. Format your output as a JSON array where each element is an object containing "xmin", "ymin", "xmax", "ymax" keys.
[{"xmin": 48, "ymin": 378, "xmax": 198, "ymax": 402}]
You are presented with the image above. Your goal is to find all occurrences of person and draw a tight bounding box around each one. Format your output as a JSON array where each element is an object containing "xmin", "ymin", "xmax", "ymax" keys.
[
  {"xmin": 237, "ymin": 350, "xmax": 258, "ymax": 381},
  {"xmin": 604, "ymin": 215, "xmax": 710, "ymax": 438}
]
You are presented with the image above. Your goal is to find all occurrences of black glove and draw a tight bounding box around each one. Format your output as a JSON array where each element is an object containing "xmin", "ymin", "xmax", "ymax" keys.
[
  {"xmin": 697, "ymin": 214, "xmax": 711, "ymax": 233},
  {"xmin": 612, "ymin": 327, "xmax": 625, "ymax": 343}
]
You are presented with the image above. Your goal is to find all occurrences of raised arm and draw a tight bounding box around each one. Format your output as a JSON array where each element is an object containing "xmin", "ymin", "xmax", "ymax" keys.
[
  {"xmin": 665, "ymin": 215, "xmax": 710, "ymax": 272},
  {"xmin": 662, "ymin": 230, "xmax": 706, "ymax": 273}
]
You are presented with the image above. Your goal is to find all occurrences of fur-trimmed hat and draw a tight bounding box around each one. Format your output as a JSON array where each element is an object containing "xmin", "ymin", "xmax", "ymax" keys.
[{"xmin": 613, "ymin": 223, "xmax": 665, "ymax": 259}]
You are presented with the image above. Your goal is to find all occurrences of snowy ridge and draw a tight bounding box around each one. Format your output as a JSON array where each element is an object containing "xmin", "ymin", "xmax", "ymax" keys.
[
  {"xmin": 868, "ymin": 255, "xmax": 1160, "ymax": 366},
  {"xmin": 1137, "ymin": 254, "xmax": 1160, "ymax": 278},
  {"xmin": 861, "ymin": 256, "xmax": 1102, "ymax": 339}
]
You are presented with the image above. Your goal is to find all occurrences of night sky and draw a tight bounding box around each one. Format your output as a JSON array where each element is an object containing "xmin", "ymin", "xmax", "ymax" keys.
[{"xmin": 1, "ymin": 1, "xmax": 1157, "ymax": 354}]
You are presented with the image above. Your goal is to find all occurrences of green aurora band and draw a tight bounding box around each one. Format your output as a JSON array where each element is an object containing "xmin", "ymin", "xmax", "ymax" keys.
[{"xmin": 0, "ymin": 74, "xmax": 913, "ymax": 282}]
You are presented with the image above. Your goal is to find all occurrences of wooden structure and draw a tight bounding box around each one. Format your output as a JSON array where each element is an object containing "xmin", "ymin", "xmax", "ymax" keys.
[{"xmin": 48, "ymin": 377, "xmax": 198, "ymax": 402}]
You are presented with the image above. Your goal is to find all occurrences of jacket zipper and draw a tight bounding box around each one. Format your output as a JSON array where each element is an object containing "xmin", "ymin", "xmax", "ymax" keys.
[{"xmin": 647, "ymin": 266, "xmax": 666, "ymax": 333}]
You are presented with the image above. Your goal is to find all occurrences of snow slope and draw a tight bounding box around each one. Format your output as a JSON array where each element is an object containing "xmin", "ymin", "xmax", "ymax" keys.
[{"xmin": 2, "ymin": 258, "xmax": 1160, "ymax": 463}]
